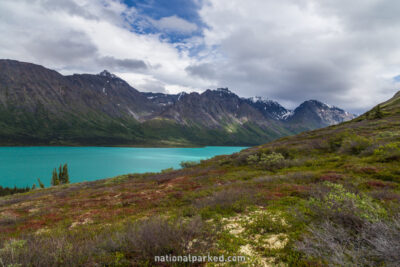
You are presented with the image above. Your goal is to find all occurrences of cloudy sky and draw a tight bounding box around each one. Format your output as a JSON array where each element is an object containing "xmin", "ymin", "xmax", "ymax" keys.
[{"xmin": 1, "ymin": 0, "xmax": 400, "ymax": 113}]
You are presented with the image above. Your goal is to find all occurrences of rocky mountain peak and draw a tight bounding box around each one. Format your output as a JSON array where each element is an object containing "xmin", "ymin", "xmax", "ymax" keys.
[
  {"xmin": 289, "ymin": 99, "xmax": 356, "ymax": 127},
  {"xmin": 216, "ymin": 88, "xmax": 234, "ymax": 94},
  {"xmin": 98, "ymin": 70, "xmax": 117, "ymax": 79}
]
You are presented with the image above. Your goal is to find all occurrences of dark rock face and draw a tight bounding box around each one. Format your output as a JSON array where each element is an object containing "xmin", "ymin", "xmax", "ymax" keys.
[
  {"xmin": 243, "ymin": 96, "xmax": 293, "ymax": 120},
  {"xmin": 287, "ymin": 100, "xmax": 356, "ymax": 129},
  {"xmin": 142, "ymin": 92, "xmax": 179, "ymax": 108},
  {"xmin": 0, "ymin": 59, "xmax": 356, "ymax": 146},
  {"xmin": 65, "ymin": 72, "xmax": 156, "ymax": 121},
  {"xmin": 158, "ymin": 89, "xmax": 272, "ymax": 128}
]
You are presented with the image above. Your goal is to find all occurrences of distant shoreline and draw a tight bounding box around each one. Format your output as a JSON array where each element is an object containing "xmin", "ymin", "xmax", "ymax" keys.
[{"xmin": 0, "ymin": 143, "xmax": 253, "ymax": 148}]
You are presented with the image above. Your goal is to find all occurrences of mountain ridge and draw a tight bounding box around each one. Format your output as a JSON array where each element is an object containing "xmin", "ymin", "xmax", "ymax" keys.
[{"xmin": 0, "ymin": 59, "xmax": 356, "ymax": 146}]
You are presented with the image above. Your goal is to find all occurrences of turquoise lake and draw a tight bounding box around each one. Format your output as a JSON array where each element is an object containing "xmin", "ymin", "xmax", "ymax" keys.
[{"xmin": 0, "ymin": 146, "xmax": 246, "ymax": 188}]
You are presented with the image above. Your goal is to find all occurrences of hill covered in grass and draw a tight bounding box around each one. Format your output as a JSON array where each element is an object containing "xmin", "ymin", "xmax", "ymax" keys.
[{"xmin": 0, "ymin": 92, "xmax": 399, "ymax": 266}]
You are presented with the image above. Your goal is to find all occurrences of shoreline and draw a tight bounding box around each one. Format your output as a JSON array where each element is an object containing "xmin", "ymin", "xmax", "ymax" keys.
[{"xmin": 0, "ymin": 144, "xmax": 252, "ymax": 148}]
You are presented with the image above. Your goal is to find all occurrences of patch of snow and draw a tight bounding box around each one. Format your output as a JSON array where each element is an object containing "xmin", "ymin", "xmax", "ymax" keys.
[
  {"xmin": 127, "ymin": 108, "xmax": 139, "ymax": 120},
  {"xmin": 216, "ymin": 88, "xmax": 233, "ymax": 95},
  {"xmin": 249, "ymin": 96, "xmax": 261, "ymax": 103},
  {"xmin": 98, "ymin": 70, "xmax": 117, "ymax": 79},
  {"xmin": 319, "ymin": 101, "xmax": 339, "ymax": 110},
  {"xmin": 247, "ymin": 96, "xmax": 279, "ymax": 106},
  {"xmin": 177, "ymin": 92, "xmax": 187, "ymax": 101},
  {"xmin": 280, "ymin": 110, "xmax": 294, "ymax": 120}
]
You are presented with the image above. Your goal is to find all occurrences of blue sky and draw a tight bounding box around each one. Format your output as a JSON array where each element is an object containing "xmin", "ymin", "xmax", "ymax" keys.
[
  {"xmin": 124, "ymin": 0, "xmax": 202, "ymax": 22},
  {"xmin": 123, "ymin": 0, "xmax": 205, "ymax": 43},
  {"xmin": 0, "ymin": 0, "xmax": 400, "ymax": 114}
]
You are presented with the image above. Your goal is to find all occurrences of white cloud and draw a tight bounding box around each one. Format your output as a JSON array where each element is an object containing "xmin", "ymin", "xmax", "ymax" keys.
[
  {"xmin": 191, "ymin": 0, "xmax": 400, "ymax": 112},
  {"xmin": 150, "ymin": 15, "xmax": 198, "ymax": 33}
]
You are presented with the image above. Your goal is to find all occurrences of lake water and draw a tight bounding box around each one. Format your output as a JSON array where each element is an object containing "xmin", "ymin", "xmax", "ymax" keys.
[{"xmin": 0, "ymin": 146, "xmax": 246, "ymax": 188}]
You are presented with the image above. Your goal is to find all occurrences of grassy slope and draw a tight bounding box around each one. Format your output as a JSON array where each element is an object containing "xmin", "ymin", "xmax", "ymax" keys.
[
  {"xmin": 0, "ymin": 107, "xmax": 292, "ymax": 147},
  {"xmin": 0, "ymin": 92, "xmax": 399, "ymax": 266},
  {"xmin": 0, "ymin": 88, "xmax": 296, "ymax": 147}
]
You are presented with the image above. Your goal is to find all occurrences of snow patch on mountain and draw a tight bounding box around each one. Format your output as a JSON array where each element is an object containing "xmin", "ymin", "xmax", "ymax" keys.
[
  {"xmin": 280, "ymin": 110, "xmax": 294, "ymax": 120},
  {"xmin": 98, "ymin": 70, "xmax": 117, "ymax": 79},
  {"xmin": 248, "ymin": 96, "xmax": 279, "ymax": 106},
  {"xmin": 177, "ymin": 92, "xmax": 187, "ymax": 101}
]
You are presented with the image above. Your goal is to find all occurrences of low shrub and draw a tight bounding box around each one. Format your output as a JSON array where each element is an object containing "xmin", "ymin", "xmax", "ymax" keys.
[
  {"xmin": 294, "ymin": 182, "xmax": 397, "ymax": 266},
  {"xmin": 326, "ymin": 131, "xmax": 371, "ymax": 154},
  {"xmin": 0, "ymin": 232, "xmax": 99, "ymax": 267},
  {"xmin": 273, "ymin": 146, "xmax": 296, "ymax": 159},
  {"xmin": 327, "ymin": 133, "xmax": 347, "ymax": 152},
  {"xmin": 180, "ymin": 160, "xmax": 199, "ymax": 168},
  {"xmin": 373, "ymin": 142, "xmax": 400, "ymax": 162},
  {"xmin": 339, "ymin": 135, "xmax": 372, "ymax": 155},
  {"xmin": 194, "ymin": 187, "xmax": 256, "ymax": 218},
  {"xmin": 0, "ymin": 185, "xmax": 30, "ymax": 197},
  {"xmin": 296, "ymin": 216, "xmax": 400, "ymax": 266},
  {"xmin": 376, "ymin": 131, "xmax": 400, "ymax": 140},
  {"xmin": 318, "ymin": 173, "xmax": 343, "ymax": 182},
  {"xmin": 247, "ymin": 152, "xmax": 286, "ymax": 170},
  {"xmin": 161, "ymin": 167, "xmax": 174, "ymax": 173},
  {"xmin": 247, "ymin": 213, "xmax": 287, "ymax": 235},
  {"xmin": 109, "ymin": 216, "xmax": 212, "ymax": 262},
  {"xmin": 307, "ymin": 139, "xmax": 330, "ymax": 151},
  {"xmin": 0, "ymin": 216, "xmax": 214, "ymax": 266},
  {"xmin": 370, "ymin": 189, "xmax": 400, "ymax": 201},
  {"xmin": 364, "ymin": 180, "xmax": 396, "ymax": 189},
  {"xmin": 0, "ymin": 213, "xmax": 21, "ymax": 226},
  {"xmin": 309, "ymin": 182, "xmax": 387, "ymax": 224}
]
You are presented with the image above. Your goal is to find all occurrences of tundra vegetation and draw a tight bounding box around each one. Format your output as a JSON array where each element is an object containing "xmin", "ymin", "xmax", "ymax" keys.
[{"xmin": 1, "ymin": 93, "xmax": 400, "ymax": 266}]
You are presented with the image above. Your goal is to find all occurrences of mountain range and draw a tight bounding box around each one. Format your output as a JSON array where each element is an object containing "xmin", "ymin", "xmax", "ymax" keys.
[{"xmin": 0, "ymin": 59, "xmax": 355, "ymax": 146}]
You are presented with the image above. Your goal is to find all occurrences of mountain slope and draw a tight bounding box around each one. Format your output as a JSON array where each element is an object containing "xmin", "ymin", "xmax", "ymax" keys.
[
  {"xmin": 0, "ymin": 59, "xmax": 355, "ymax": 146},
  {"xmin": 244, "ymin": 96, "xmax": 293, "ymax": 120},
  {"xmin": 285, "ymin": 99, "xmax": 355, "ymax": 130},
  {"xmin": 0, "ymin": 91, "xmax": 399, "ymax": 266}
]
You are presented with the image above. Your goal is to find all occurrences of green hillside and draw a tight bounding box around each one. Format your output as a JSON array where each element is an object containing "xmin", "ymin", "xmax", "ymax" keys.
[{"xmin": 0, "ymin": 92, "xmax": 399, "ymax": 266}]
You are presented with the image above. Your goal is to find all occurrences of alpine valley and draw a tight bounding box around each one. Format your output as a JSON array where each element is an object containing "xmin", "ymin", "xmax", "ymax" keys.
[{"xmin": 0, "ymin": 59, "xmax": 355, "ymax": 146}]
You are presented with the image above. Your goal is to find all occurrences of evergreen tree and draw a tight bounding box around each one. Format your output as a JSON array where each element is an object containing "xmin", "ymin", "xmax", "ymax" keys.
[
  {"xmin": 37, "ymin": 178, "xmax": 45, "ymax": 189},
  {"xmin": 51, "ymin": 168, "xmax": 60, "ymax": 186},
  {"xmin": 58, "ymin": 164, "xmax": 64, "ymax": 183},
  {"xmin": 62, "ymin": 164, "xmax": 70, "ymax": 184},
  {"xmin": 51, "ymin": 164, "xmax": 70, "ymax": 185},
  {"xmin": 32, "ymin": 183, "xmax": 36, "ymax": 190}
]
